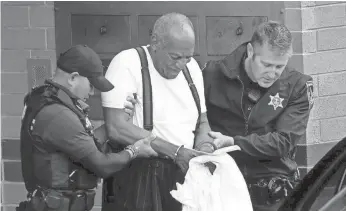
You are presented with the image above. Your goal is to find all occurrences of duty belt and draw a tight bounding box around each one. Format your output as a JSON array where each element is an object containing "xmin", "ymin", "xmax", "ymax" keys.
[{"xmin": 29, "ymin": 187, "xmax": 96, "ymax": 211}]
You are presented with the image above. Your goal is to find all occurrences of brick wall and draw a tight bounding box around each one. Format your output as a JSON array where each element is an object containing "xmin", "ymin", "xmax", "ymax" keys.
[
  {"xmin": 1, "ymin": 1, "xmax": 346, "ymax": 210},
  {"xmin": 1, "ymin": 3, "xmax": 105, "ymax": 210},
  {"xmin": 1, "ymin": 1, "xmax": 57, "ymax": 210},
  {"xmin": 285, "ymin": 1, "xmax": 346, "ymax": 175}
]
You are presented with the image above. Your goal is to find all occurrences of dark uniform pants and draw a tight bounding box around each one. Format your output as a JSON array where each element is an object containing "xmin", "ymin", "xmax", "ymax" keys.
[
  {"xmin": 252, "ymin": 200, "xmax": 283, "ymax": 211},
  {"xmin": 102, "ymin": 158, "xmax": 184, "ymax": 211}
]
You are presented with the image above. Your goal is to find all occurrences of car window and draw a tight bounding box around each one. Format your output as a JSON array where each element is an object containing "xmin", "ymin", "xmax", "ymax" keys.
[{"xmin": 309, "ymin": 162, "xmax": 346, "ymax": 211}]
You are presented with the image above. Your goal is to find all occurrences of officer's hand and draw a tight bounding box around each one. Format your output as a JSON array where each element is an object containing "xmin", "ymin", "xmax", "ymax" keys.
[
  {"xmin": 123, "ymin": 94, "xmax": 138, "ymax": 118},
  {"xmin": 175, "ymin": 147, "xmax": 205, "ymax": 174},
  {"xmin": 134, "ymin": 134, "xmax": 158, "ymax": 158},
  {"xmin": 208, "ymin": 131, "xmax": 234, "ymax": 149},
  {"xmin": 196, "ymin": 143, "xmax": 215, "ymax": 153}
]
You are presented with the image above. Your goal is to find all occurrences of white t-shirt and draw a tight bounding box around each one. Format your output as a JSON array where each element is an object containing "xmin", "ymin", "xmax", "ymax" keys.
[{"xmin": 101, "ymin": 46, "xmax": 207, "ymax": 149}]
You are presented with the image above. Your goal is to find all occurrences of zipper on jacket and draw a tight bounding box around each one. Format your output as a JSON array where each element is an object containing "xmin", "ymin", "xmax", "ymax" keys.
[
  {"xmin": 237, "ymin": 76, "xmax": 253, "ymax": 136},
  {"xmin": 237, "ymin": 76, "xmax": 250, "ymax": 179}
]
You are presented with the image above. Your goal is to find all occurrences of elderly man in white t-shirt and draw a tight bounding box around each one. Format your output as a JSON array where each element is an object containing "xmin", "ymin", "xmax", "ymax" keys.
[{"xmin": 101, "ymin": 13, "xmax": 216, "ymax": 211}]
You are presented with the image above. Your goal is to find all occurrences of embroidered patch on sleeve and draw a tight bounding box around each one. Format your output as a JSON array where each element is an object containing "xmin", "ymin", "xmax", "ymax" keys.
[{"xmin": 306, "ymin": 80, "xmax": 314, "ymax": 109}]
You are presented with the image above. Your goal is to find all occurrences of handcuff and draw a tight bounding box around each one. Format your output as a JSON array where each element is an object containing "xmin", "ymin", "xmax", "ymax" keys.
[
  {"xmin": 124, "ymin": 145, "xmax": 139, "ymax": 160},
  {"xmin": 173, "ymin": 145, "xmax": 184, "ymax": 163},
  {"xmin": 124, "ymin": 133, "xmax": 157, "ymax": 160}
]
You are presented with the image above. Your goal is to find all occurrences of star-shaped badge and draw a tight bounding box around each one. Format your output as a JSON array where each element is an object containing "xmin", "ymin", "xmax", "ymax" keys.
[{"xmin": 268, "ymin": 93, "xmax": 284, "ymax": 110}]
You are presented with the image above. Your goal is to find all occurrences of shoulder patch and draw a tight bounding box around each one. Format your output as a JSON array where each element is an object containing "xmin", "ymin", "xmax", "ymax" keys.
[{"xmin": 306, "ymin": 80, "xmax": 314, "ymax": 109}]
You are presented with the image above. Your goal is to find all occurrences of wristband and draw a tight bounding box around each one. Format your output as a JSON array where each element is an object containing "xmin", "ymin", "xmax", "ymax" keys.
[{"xmin": 173, "ymin": 145, "xmax": 184, "ymax": 163}]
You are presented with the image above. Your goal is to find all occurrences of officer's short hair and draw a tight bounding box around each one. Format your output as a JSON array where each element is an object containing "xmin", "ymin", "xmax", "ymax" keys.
[{"xmin": 251, "ymin": 21, "xmax": 292, "ymax": 55}]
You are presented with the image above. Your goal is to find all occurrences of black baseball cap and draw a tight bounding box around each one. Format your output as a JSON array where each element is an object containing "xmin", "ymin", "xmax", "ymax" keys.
[{"xmin": 57, "ymin": 45, "xmax": 114, "ymax": 92}]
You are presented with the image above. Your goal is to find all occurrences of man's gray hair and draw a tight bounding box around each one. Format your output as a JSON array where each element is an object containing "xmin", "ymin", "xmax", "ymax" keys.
[
  {"xmin": 152, "ymin": 13, "xmax": 194, "ymax": 46},
  {"xmin": 251, "ymin": 21, "xmax": 292, "ymax": 54}
]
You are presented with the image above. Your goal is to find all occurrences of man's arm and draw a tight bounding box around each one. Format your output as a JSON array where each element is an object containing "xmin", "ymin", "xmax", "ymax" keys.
[
  {"xmin": 40, "ymin": 108, "xmax": 141, "ymax": 178},
  {"xmin": 193, "ymin": 112, "xmax": 215, "ymax": 152},
  {"xmin": 81, "ymin": 132, "xmax": 157, "ymax": 178},
  {"xmin": 104, "ymin": 106, "xmax": 185, "ymax": 159},
  {"xmin": 234, "ymin": 77, "xmax": 313, "ymax": 158},
  {"xmin": 103, "ymin": 106, "xmax": 205, "ymax": 173},
  {"xmin": 189, "ymin": 59, "xmax": 215, "ymax": 152}
]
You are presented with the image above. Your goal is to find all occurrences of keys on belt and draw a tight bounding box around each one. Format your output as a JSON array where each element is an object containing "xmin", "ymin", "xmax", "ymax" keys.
[{"xmin": 248, "ymin": 176, "xmax": 298, "ymax": 205}]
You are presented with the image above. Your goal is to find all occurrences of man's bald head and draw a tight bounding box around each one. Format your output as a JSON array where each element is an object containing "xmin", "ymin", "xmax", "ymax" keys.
[{"xmin": 151, "ymin": 13, "xmax": 195, "ymax": 49}]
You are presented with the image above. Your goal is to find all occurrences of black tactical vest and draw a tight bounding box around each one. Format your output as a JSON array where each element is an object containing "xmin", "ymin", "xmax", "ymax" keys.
[{"xmin": 20, "ymin": 80, "xmax": 99, "ymax": 193}]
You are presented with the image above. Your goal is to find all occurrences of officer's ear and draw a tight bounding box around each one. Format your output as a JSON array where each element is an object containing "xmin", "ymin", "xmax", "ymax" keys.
[
  {"xmin": 247, "ymin": 43, "xmax": 254, "ymax": 58},
  {"xmin": 67, "ymin": 72, "xmax": 80, "ymax": 87}
]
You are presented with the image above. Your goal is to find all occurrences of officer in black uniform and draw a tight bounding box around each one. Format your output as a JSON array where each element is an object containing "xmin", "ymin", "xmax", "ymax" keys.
[
  {"xmin": 18, "ymin": 45, "xmax": 157, "ymax": 211},
  {"xmin": 203, "ymin": 21, "xmax": 314, "ymax": 210}
]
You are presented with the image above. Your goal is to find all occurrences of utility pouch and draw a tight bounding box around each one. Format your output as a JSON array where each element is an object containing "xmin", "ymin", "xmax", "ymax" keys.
[
  {"xmin": 16, "ymin": 201, "xmax": 34, "ymax": 211},
  {"xmin": 31, "ymin": 195, "xmax": 46, "ymax": 211},
  {"xmin": 68, "ymin": 190, "xmax": 96, "ymax": 211},
  {"xmin": 44, "ymin": 190, "xmax": 69, "ymax": 211},
  {"xmin": 29, "ymin": 189, "xmax": 69, "ymax": 211},
  {"xmin": 85, "ymin": 190, "xmax": 96, "ymax": 211}
]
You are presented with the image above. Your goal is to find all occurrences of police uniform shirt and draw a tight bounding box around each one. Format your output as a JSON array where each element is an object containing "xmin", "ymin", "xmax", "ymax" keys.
[{"xmin": 32, "ymin": 102, "xmax": 98, "ymax": 161}]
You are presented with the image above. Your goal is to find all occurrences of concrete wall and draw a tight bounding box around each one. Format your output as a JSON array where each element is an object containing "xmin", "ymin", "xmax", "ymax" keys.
[{"xmin": 1, "ymin": 1, "xmax": 346, "ymax": 210}]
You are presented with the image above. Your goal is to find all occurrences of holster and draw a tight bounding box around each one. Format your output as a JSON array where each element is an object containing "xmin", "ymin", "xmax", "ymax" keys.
[
  {"xmin": 30, "ymin": 189, "xmax": 95, "ymax": 211},
  {"xmin": 16, "ymin": 201, "xmax": 34, "ymax": 211}
]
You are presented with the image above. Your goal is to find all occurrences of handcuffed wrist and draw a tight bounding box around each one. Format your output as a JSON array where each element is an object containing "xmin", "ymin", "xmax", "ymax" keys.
[
  {"xmin": 125, "ymin": 149, "xmax": 134, "ymax": 160},
  {"xmin": 125, "ymin": 144, "xmax": 139, "ymax": 160},
  {"xmin": 173, "ymin": 145, "xmax": 184, "ymax": 163}
]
